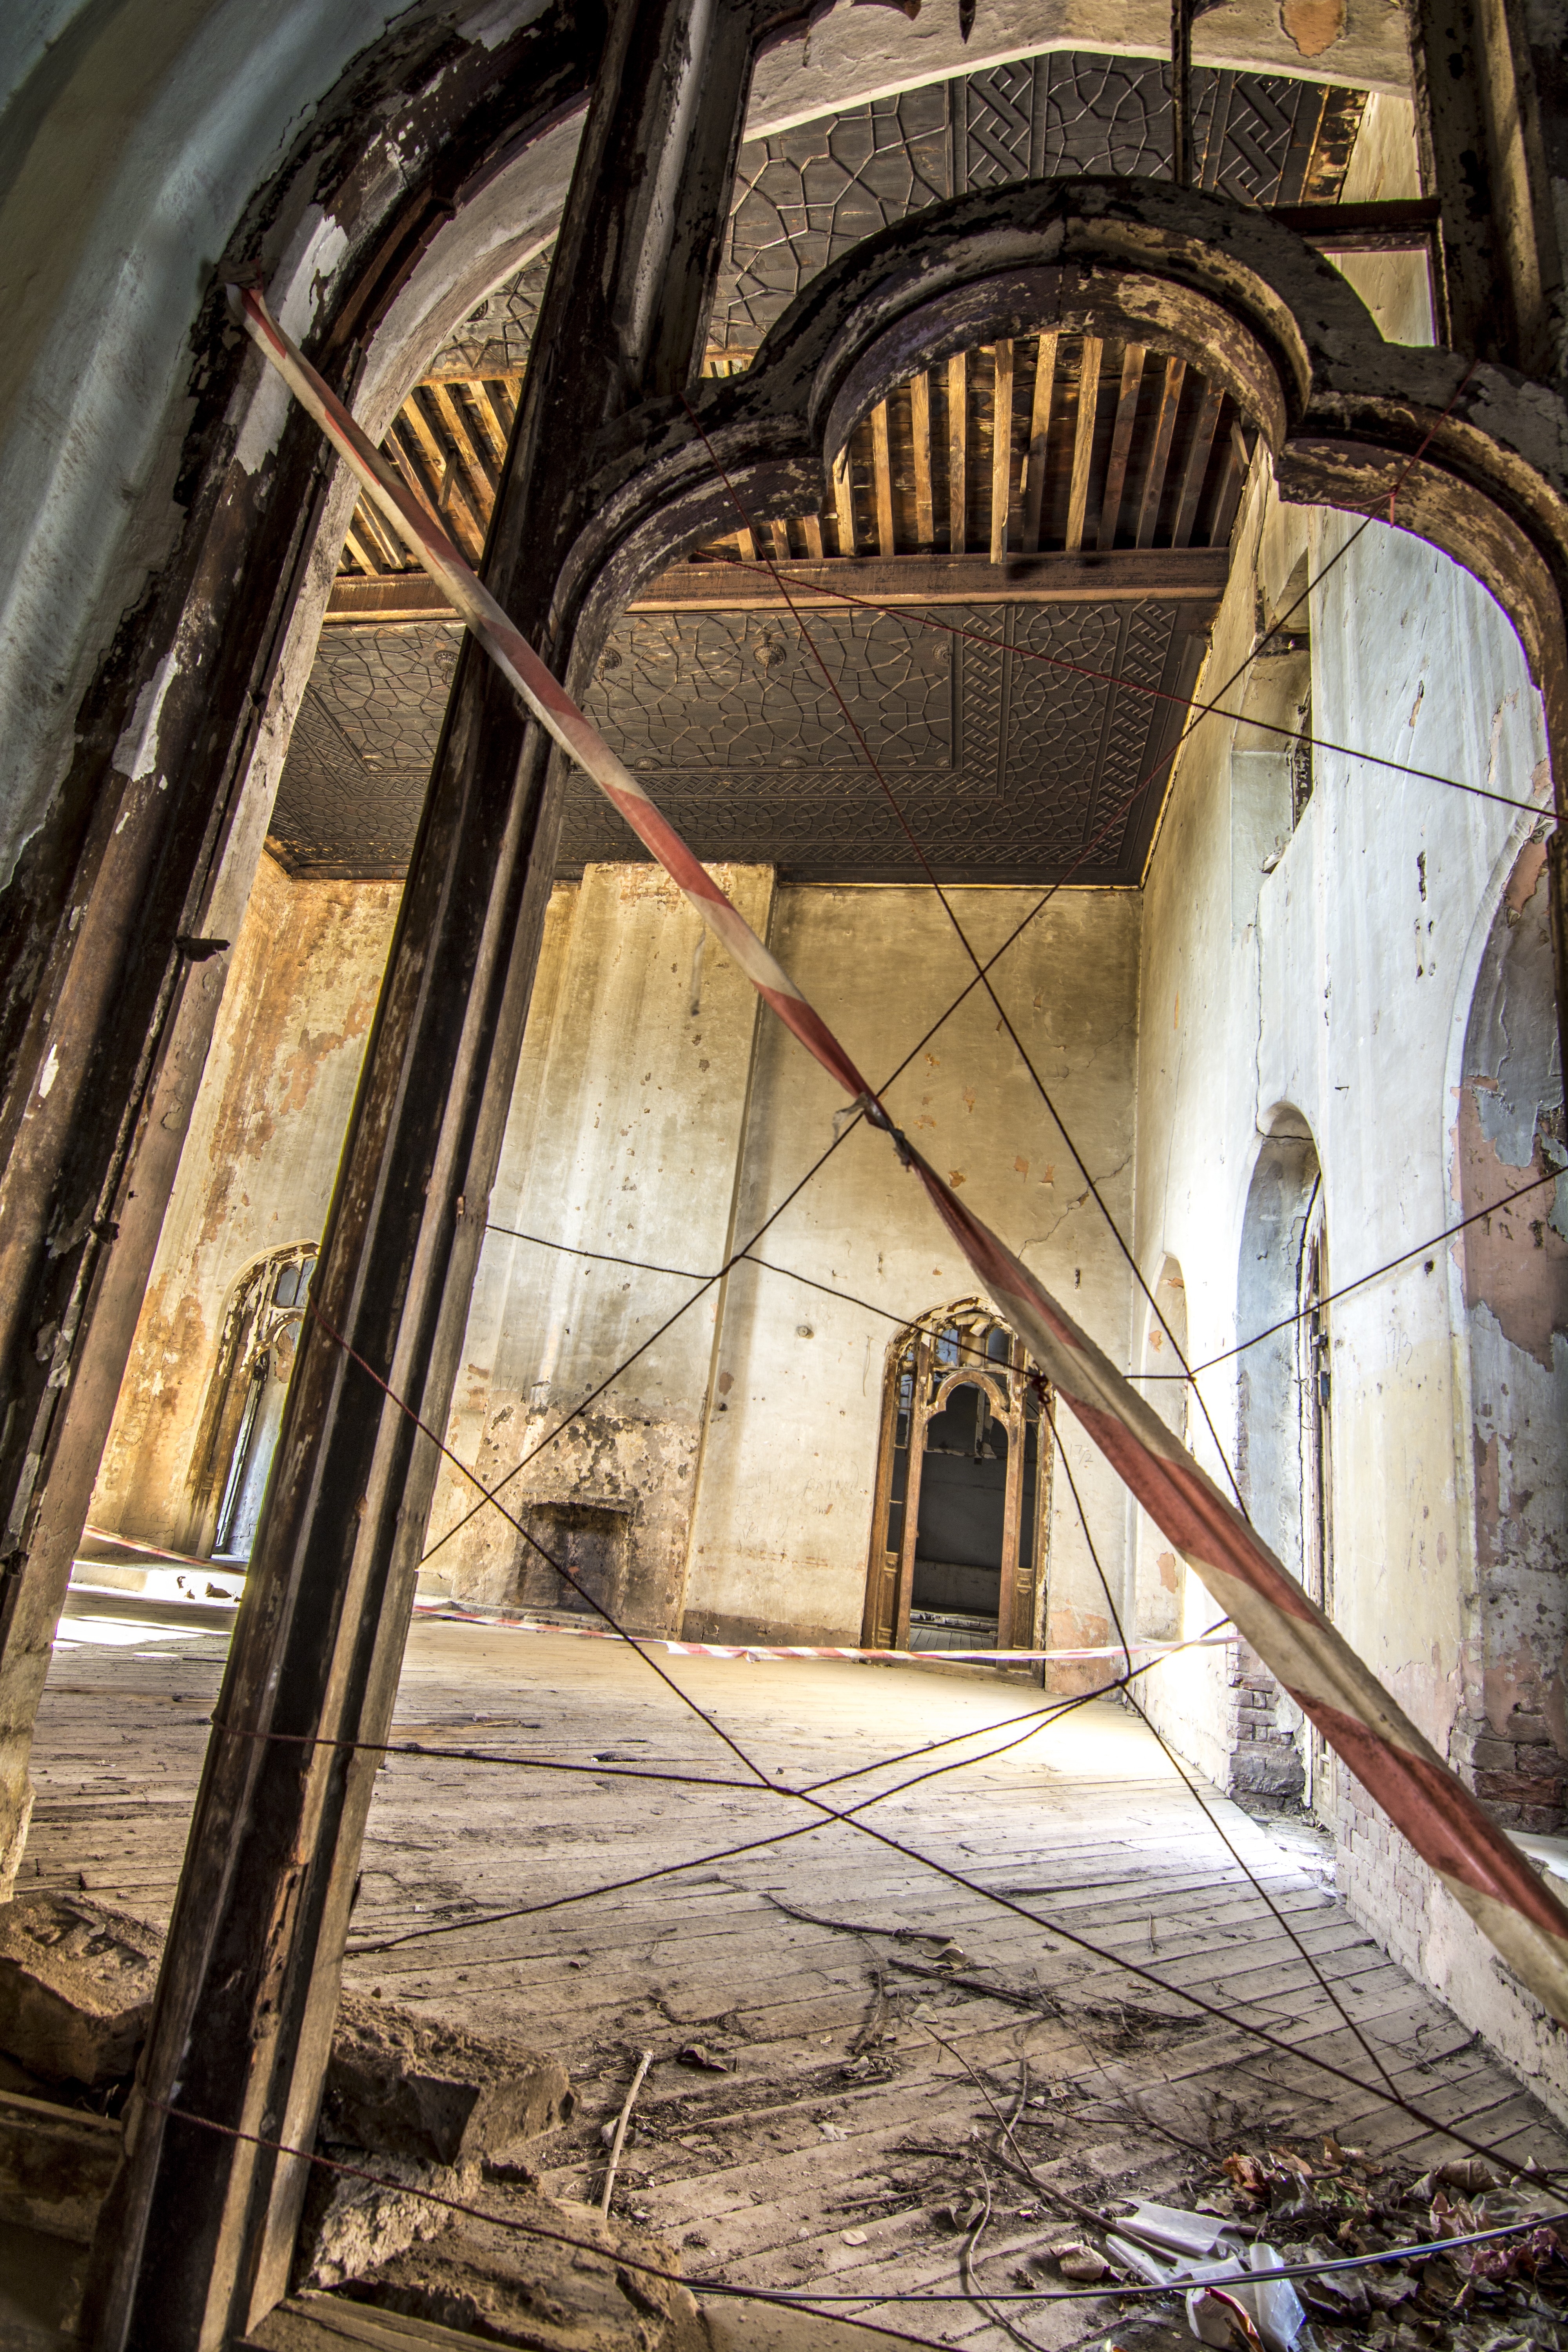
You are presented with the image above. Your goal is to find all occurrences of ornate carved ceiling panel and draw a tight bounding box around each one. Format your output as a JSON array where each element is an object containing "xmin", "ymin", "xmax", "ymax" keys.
[
  {"xmin": 269, "ymin": 598, "xmax": 1207, "ymax": 886},
  {"xmin": 283, "ymin": 48, "xmax": 1362, "ymax": 882},
  {"xmin": 416, "ymin": 51, "xmax": 1360, "ymax": 385}
]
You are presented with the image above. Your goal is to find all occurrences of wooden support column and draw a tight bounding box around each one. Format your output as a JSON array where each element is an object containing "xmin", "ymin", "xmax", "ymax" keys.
[
  {"xmin": 893, "ymin": 1331, "xmax": 934, "ymax": 1651},
  {"xmin": 81, "ymin": 5, "xmax": 769, "ymax": 2347},
  {"xmin": 1408, "ymin": 0, "xmax": 1566, "ymax": 383},
  {"xmin": 947, "ymin": 351, "xmax": 969, "ymax": 554},
  {"xmin": 0, "ymin": 7, "xmax": 597, "ymax": 1965}
]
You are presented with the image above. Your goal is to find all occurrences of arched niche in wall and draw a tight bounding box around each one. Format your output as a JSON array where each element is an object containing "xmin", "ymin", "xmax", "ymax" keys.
[
  {"xmin": 1235, "ymin": 1113, "xmax": 1323, "ymax": 1811},
  {"xmin": 1451, "ymin": 830, "xmax": 1568, "ymax": 1834},
  {"xmin": 187, "ymin": 1244, "xmax": 318, "ymax": 1563},
  {"xmin": 1134, "ymin": 1254, "xmax": 1189, "ymax": 1642}
]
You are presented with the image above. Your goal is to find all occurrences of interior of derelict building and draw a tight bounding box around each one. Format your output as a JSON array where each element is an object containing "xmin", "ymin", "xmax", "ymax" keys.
[{"xmin": 1, "ymin": 2, "xmax": 1568, "ymax": 2346}]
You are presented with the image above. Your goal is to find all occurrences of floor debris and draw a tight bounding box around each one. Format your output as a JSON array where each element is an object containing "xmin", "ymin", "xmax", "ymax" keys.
[{"xmin": 0, "ymin": 1891, "xmax": 160, "ymax": 2087}]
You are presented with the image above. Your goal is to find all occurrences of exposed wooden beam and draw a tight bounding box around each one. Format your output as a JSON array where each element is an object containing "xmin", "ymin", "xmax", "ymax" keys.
[
  {"xmin": 1065, "ymin": 337, "xmax": 1102, "ymax": 553},
  {"xmin": 325, "ymin": 546, "xmax": 1230, "ymax": 624},
  {"xmin": 1022, "ymin": 330, "xmax": 1058, "ymax": 554},
  {"xmin": 832, "ymin": 448, "xmax": 856, "ymax": 557},
  {"xmin": 1265, "ymin": 196, "xmax": 1440, "ymax": 251},
  {"xmin": 466, "ymin": 381, "xmax": 510, "ymax": 471},
  {"xmin": 801, "ymin": 511, "xmax": 826, "ymax": 560},
  {"xmin": 990, "ymin": 340, "xmax": 1014, "ymax": 564},
  {"xmin": 427, "ymin": 381, "xmax": 497, "ymax": 498},
  {"xmin": 947, "ymin": 350, "xmax": 967, "ymax": 555},
  {"xmin": 1171, "ymin": 379, "xmax": 1224, "ymax": 547},
  {"xmin": 1098, "ymin": 344, "xmax": 1145, "ymax": 553},
  {"xmin": 1135, "ymin": 356, "xmax": 1186, "ymax": 548},
  {"xmin": 871, "ymin": 400, "xmax": 897, "ymax": 556},
  {"xmin": 382, "ymin": 422, "xmax": 448, "ymax": 540},
  {"xmin": 1207, "ymin": 420, "xmax": 1253, "ymax": 546},
  {"xmin": 769, "ymin": 519, "xmax": 791, "ymax": 563},
  {"xmin": 341, "ymin": 518, "xmax": 385, "ymax": 576},
  {"xmin": 489, "ymin": 377, "xmax": 521, "ymax": 439},
  {"xmin": 395, "ymin": 403, "xmax": 485, "ymax": 558},
  {"xmin": 911, "ymin": 368, "xmax": 935, "ymax": 546}
]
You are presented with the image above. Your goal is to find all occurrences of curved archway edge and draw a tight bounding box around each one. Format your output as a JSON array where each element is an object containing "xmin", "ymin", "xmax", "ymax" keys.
[{"xmin": 579, "ymin": 181, "xmax": 1568, "ymax": 783}]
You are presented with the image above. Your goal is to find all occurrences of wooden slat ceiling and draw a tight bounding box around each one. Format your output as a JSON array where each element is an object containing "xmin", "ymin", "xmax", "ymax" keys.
[{"xmin": 337, "ymin": 332, "xmax": 1249, "ymax": 595}]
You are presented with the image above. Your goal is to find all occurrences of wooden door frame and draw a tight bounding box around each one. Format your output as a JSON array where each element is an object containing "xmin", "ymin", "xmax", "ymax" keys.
[{"xmin": 862, "ymin": 1306, "xmax": 1053, "ymax": 1661}]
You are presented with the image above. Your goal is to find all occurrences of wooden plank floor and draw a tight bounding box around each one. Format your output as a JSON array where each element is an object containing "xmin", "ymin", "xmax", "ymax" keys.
[{"xmin": 29, "ymin": 1596, "xmax": 1568, "ymax": 2347}]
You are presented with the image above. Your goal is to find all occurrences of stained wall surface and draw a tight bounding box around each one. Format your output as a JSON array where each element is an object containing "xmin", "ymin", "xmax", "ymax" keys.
[
  {"xmin": 679, "ymin": 883, "xmax": 1141, "ymax": 1656},
  {"xmin": 1132, "ymin": 465, "xmax": 1568, "ymax": 2111},
  {"xmin": 416, "ymin": 875, "xmax": 1142, "ymax": 1655},
  {"xmin": 90, "ymin": 852, "xmax": 398, "ymax": 1550}
]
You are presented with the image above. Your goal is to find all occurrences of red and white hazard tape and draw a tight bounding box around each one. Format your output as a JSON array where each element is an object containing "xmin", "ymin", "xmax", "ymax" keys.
[
  {"xmin": 238, "ymin": 290, "xmax": 1568, "ymax": 2026},
  {"xmin": 410, "ymin": 1600, "xmax": 1233, "ymax": 1666}
]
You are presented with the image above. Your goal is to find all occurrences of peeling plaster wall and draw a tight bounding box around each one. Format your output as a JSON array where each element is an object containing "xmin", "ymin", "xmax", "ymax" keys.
[
  {"xmin": 1134, "ymin": 464, "xmax": 1567, "ymax": 2111},
  {"xmin": 422, "ymin": 865, "xmax": 773, "ymax": 1637},
  {"xmin": 415, "ymin": 873, "xmax": 1140, "ymax": 1655},
  {"xmin": 1450, "ymin": 839, "xmax": 1568, "ymax": 1827},
  {"xmin": 90, "ymin": 853, "xmax": 398, "ymax": 1548},
  {"xmin": 681, "ymin": 883, "xmax": 1141, "ymax": 1659}
]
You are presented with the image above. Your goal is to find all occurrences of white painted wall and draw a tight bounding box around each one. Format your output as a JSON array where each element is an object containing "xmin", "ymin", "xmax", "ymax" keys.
[{"xmin": 1133, "ymin": 462, "xmax": 1567, "ymax": 2112}]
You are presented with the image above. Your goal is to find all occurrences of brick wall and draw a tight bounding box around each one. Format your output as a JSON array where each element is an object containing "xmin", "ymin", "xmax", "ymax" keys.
[
  {"xmin": 1336, "ymin": 1772, "xmax": 1429, "ymax": 1980},
  {"xmin": 1229, "ymin": 1642, "xmax": 1306, "ymax": 1807},
  {"xmin": 1450, "ymin": 1709, "xmax": 1566, "ymax": 1835}
]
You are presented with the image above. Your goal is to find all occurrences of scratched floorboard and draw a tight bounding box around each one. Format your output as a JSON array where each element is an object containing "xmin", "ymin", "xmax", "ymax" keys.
[{"xmin": 26, "ymin": 1599, "xmax": 1568, "ymax": 2348}]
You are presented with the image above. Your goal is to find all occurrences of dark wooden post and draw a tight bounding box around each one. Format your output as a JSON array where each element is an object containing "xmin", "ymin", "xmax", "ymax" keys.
[
  {"xmin": 1407, "ymin": 0, "xmax": 1566, "ymax": 382},
  {"xmin": 82, "ymin": 5, "xmax": 769, "ymax": 2345},
  {"xmin": 0, "ymin": 12, "xmax": 601, "ymax": 1919}
]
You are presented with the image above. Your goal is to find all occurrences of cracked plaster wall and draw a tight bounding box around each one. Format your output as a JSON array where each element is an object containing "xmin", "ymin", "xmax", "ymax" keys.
[
  {"xmin": 414, "ymin": 871, "xmax": 1141, "ymax": 1655},
  {"xmin": 89, "ymin": 851, "xmax": 399, "ymax": 1549},
  {"xmin": 680, "ymin": 882, "xmax": 1141, "ymax": 1660},
  {"xmin": 422, "ymin": 865, "xmax": 774, "ymax": 1637},
  {"xmin": 1133, "ymin": 458, "xmax": 1568, "ymax": 2114}
]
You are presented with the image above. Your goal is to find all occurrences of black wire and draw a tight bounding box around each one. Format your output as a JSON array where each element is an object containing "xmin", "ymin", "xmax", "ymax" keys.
[
  {"xmin": 1044, "ymin": 1388, "xmax": 1404, "ymax": 2105},
  {"xmin": 680, "ymin": 395, "xmax": 1250, "ymax": 1512},
  {"xmin": 150, "ymin": 2098, "xmax": 1568, "ymax": 2328}
]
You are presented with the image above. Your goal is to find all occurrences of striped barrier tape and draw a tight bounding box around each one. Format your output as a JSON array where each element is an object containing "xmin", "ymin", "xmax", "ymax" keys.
[
  {"xmin": 410, "ymin": 1601, "xmax": 1234, "ymax": 1664},
  {"xmin": 237, "ymin": 289, "xmax": 1568, "ymax": 2026}
]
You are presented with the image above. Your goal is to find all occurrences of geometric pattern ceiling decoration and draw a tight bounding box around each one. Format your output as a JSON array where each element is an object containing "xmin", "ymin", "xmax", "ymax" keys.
[
  {"xmin": 421, "ymin": 51, "xmax": 1361, "ymax": 382},
  {"xmin": 712, "ymin": 53, "xmax": 1360, "ymax": 357},
  {"xmin": 560, "ymin": 596, "xmax": 1211, "ymax": 883},
  {"xmin": 268, "ymin": 595, "xmax": 1212, "ymax": 887},
  {"xmin": 341, "ymin": 50, "xmax": 1360, "ymax": 581},
  {"xmin": 268, "ymin": 625, "xmax": 461, "ymax": 879}
]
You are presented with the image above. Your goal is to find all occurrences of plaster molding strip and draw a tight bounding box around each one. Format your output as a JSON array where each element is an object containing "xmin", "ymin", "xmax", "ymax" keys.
[{"xmin": 236, "ymin": 287, "xmax": 1568, "ymax": 2030}]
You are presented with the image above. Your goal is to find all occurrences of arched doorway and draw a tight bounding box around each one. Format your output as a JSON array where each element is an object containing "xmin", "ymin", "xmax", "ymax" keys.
[
  {"xmin": 196, "ymin": 1246, "xmax": 318, "ymax": 1563},
  {"xmin": 862, "ymin": 1301, "xmax": 1052, "ymax": 1660},
  {"xmin": 1452, "ymin": 833, "xmax": 1567, "ymax": 1829}
]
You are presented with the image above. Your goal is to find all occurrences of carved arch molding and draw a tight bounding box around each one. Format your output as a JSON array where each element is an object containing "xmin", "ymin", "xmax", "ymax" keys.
[{"xmin": 546, "ymin": 175, "xmax": 1568, "ymax": 1072}]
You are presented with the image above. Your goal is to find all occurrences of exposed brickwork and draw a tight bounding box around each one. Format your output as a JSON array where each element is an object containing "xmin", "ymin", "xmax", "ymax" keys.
[
  {"xmin": 1336, "ymin": 1774, "xmax": 1429, "ymax": 1981},
  {"xmin": 1451, "ymin": 1711, "xmax": 1567, "ymax": 1835},
  {"xmin": 1227, "ymin": 1641, "xmax": 1306, "ymax": 1806}
]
